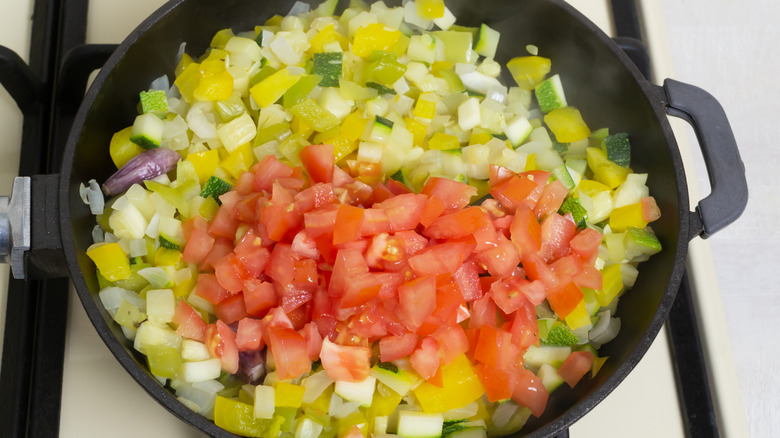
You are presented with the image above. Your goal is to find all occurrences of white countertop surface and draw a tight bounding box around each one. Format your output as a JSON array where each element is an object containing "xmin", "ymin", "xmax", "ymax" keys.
[{"xmin": 660, "ymin": 1, "xmax": 779, "ymax": 437}]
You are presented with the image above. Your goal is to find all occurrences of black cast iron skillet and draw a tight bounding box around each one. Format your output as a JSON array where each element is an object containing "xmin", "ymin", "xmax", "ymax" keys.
[{"xmin": 6, "ymin": 0, "xmax": 747, "ymax": 436}]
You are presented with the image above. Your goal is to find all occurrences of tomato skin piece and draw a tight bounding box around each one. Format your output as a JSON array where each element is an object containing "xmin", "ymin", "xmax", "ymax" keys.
[
  {"xmin": 205, "ymin": 321, "xmax": 240, "ymax": 374},
  {"xmin": 182, "ymin": 226, "xmax": 215, "ymax": 265},
  {"xmin": 195, "ymin": 273, "xmax": 232, "ymax": 305},
  {"xmin": 377, "ymin": 193, "xmax": 427, "ymax": 231},
  {"xmin": 410, "ymin": 337, "xmax": 440, "ymax": 381},
  {"xmin": 398, "ymin": 275, "xmax": 437, "ymax": 332},
  {"xmin": 379, "ymin": 332, "xmax": 419, "ymax": 363},
  {"xmin": 333, "ymin": 204, "xmax": 364, "ymax": 245},
  {"xmin": 235, "ymin": 317, "xmax": 265, "ymax": 351},
  {"xmin": 242, "ymin": 279, "xmax": 277, "ymax": 317},
  {"xmin": 430, "ymin": 325, "xmax": 469, "ymax": 365},
  {"xmin": 511, "ymin": 367, "xmax": 549, "ymax": 418},
  {"xmin": 319, "ymin": 338, "xmax": 371, "ymax": 382},
  {"xmin": 302, "ymin": 322, "xmax": 323, "ymax": 361},
  {"xmin": 267, "ymin": 326, "xmax": 311, "ymax": 380},
  {"xmin": 420, "ymin": 177, "xmax": 477, "ymax": 214},
  {"xmin": 475, "ymin": 363, "xmax": 515, "ymax": 402},
  {"xmin": 173, "ymin": 301, "xmax": 207, "ymax": 342},
  {"xmin": 641, "ymin": 196, "xmax": 662, "ymax": 222},
  {"xmin": 423, "ymin": 206, "xmax": 491, "ymax": 239},
  {"xmin": 558, "ymin": 350, "xmax": 595, "ymax": 388},
  {"xmin": 214, "ymin": 293, "xmax": 249, "ymax": 324},
  {"xmin": 453, "ymin": 257, "xmax": 483, "ymax": 302},
  {"xmin": 300, "ymin": 144, "xmax": 335, "ymax": 184}
]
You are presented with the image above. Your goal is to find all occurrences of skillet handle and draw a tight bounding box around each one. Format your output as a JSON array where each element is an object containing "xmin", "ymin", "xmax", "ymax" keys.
[{"xmin": 661, "ymin": 78, "xmax": 748, "ymax": 239}]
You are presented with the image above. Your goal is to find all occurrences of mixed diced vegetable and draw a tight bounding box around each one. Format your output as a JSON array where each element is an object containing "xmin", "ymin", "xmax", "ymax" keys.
[{"xmin": 81, "ymin": 0, "xmax": 663, "ymax": 437}]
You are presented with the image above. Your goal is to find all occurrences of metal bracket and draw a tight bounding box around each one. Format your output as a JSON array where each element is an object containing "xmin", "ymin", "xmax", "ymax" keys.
[{"xmin": 0, "ymin": 177, "xmax": 31, "ymax": 279}]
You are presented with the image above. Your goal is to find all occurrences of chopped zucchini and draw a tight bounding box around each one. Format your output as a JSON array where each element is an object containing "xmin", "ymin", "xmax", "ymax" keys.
[
  {"xmin": 313, "ymin": 52, "xmax": 343, "ymax": 87},
  {"xmin": 200, "ymin": 176, "xmax": 233, "ymax": 204},
  {"xmin": 559, "ymin": 197, "xmax": 588, "ymax": 228},
  {"xmin": 139, "ymin": 89, "xmax": 168, "ymax": 116},
  {"xmin": 397, "ymin": 411, "xmax": 444, "ymax": 438},
  {"xmin": 534, "ymin": 74, "xmax": 567, "ymax": 113},
  {"xmin": 129, "ymin": 113, "xmax": 165, "ymax": 149},
  {"xmin": 365, "ymin": 81, "xmax": 396, "ymax": 95},
  {"xmin": 603, "ymin": 132, "xmax": 631, "ymax": 167},
  {"xmin": 474, "ymin": 24, "xmax": 500, "ymax": 59}
]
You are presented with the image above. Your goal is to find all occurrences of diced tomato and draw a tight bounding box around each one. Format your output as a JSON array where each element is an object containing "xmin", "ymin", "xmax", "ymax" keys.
[
  {"xmin": 558, "ymin": 350, "xmax": 595, "ymax": 388},
  {"xmin": 233, "ymin": 192, "xmax": 262, "ymax": 223},
  {"xmin": 379, "ymin": 332, "xmax": 418, "ymax": 363},
  {"xmin": 214, "ymin": 254, "xmax": 245, "ymax": 294},
  {"xmin": 277, "ymin": 283, "xmax": 314, "ymax": 314},
  {"xmin": 398, "ymin": 275, "xmax": 437, "ymax": 332},
  {"xmin": 214, "ymin": 293, "xmax": 249, "ymax": 324},
  {"xmin": 453, "ymin": 257, "xmax": 482, "ymax": 302},
  {"xmin": 641, "ymin": 196, "xmax": 662, "ymax": 222},
  {"xmin": 520, "ymin": 170, "xmax": 551, "ymax": 207},
  {"xmin": 235, "ymin": 317, "xmax": 265, "ymax": 351},
  {"xmin": 266, "ymin": 306, "xmax": 295, "ymax": 330},
  {"xmin": 209, "ymin": 202, "xmax": 240, "ymax": 239},
  {"xmin": 547, "ymin": 281, "xmax": 584, "ymax": 319},
  {"xmin": 420, "ymin": 177, "xmax": 477, "ymax": 214},
  {"xmin": 468, "ymin": 292, "xmax": 497, "ymax": 329},
  {"xmin": 295, "ymin": 182, "xmax": 336, "ymax": 213},
  {"xmin": 540, "ymin": 212, "xmax": 576, "ymax": 262},
  {"xmin": 265, "ymin": 243, "xmax": 296, "ymax": 285},
  {"xmin": 304, "ymin": 204, "xmax": 338, "ymax": 238},
  {"xmin": 328, "ymin": 248, "xmax": 369, "ymax": 297},
  {"xmin": 376, "ymin": 193, "xmax": 426, "ymax": 231},
  {"xmin": 488, "ymin": 165, "xmax": 516, "ymax": 187},
  {"xmin": 343, "ymin": 426, "xmax": 364, "ymax": 438},
  {"xmin": 182, "ymin": 226, "xmax": 215, "ymax": 265},
  {"xmin": 510, "ymin": 204, "xmax": 541, "ymax": 257},
  {"xmin": 172, "ymin": 301, "xmax": 206, "ymax": 342},
  {"xmin": 512, "ymin": 368, "xmax": 549, "ymax": 418},
  {"xmin": 252, "ymin": 155, "xmax": 294, "ymax": 192},
  {"xmin": 369, "ymin": 182, "xmax": 394, "ymax": 204},
  {"xmin": 302, "ymin": 322, "xmax": 323, "ymax": 361},
  {"xmin": 475, "ymin": 363, "xmax": 515, "ymax": 402},
  {"xmin": 359, "ymin": 208, "xmax": 392, "ymax": 236},
  {"xmin": 410, "ymin": 337, "xmax": 440, "ymax": 381},
  {"xmin": 533, "ymin": 179, "xmax": 569, "ymax": 218},
  {"xmin": 260, "ymin": 182, "xmax": 303, "ymax": 241},
  {"xmin": 550, "ymin": 254, "xmax": 583, "ymax": 284},
  {"xmin": 319, "ymin": 338, "xmax": 371, "ymax": 382},
  {"xmin": 423, "ymin": 206, "xmax": 490, "ymax": 239},
  {"xmin": 570, "ymin": 227, "xmax": 602, "ymax": 265},
  {"xmin": 408, "ymin": 242, "xmax": 469, "ymax": 277},
  {"xmin": 205, "ymin": 321, "xmax": 239, "ymax": 374},
  {"xmin": 201, "ymin": 237, "xmax": 235, "ymax": 272},
  {"xmin": 473, "ymin": 325, "xmax": 512, "ymax": 369},
  {"xmin": 286, "ymin": 302, "xmax": 311, "ymax": 331},
  {"xmin": 522, "ymin": 252, "xmax": 559, "ymax": 290},
  {"xmin": 234, "ymin": 171, "xmax": 255, "ymax": 195},
  {"xmin": 195, "ymin": 273, "xmax": 232, "ymax": 305},
  {"xmin": 267, "ymin": 326, "xmax": 311, "ymax": 380},
  {"xmin": 333, "ymin": 204, "xmax": 364, "ymax": 245},
  {"xmin": 476, "ymin": 233, "xmax": 521, "ymax": 278},
  {"xmin": 394, "ymin": 230, "xmax": 428, "ymax": 257},
  {"xmin": 242, "ymin": 279, "xmax": 277, "ymax": 317},
  {"xmin": 509, "ymin": 295, "xmax": 539, "ymax": 349},
  {"xmin": 384, "ymin": 178, "xmax": 413, "ymax": 195},
  {"xmin": 490, "ymin": 174, "xmax": 538, "ymax": 212},
  {"xmin": 419, "ymin": 195, "xmax": 446, "ymax": 228},
  {"xmin": 300, "ymin": 144, "xmax": 334, "ymax": 184},
  {"xmin": 341, "ymin": 272, "xmax": 383, "ymax": 308},
  {"xmin": 290, "ymin": 230, "xmax": 320, "ymax": 260},
  {"xmin": 574, "ymin": 265, "xmax": 603, "ymax": 290},
  {"xmin": 430, "ymin": 325, "xmax": 468, "ymax": 365},
  {"xmin": 365, "ymin": 233, "xmax": 403, "ymax": 270}
]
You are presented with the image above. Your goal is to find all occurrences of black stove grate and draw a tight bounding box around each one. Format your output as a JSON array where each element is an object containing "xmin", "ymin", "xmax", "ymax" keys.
[{"xmin": 0, "ymin": 1, "xmax": 719, "ymax": 437}]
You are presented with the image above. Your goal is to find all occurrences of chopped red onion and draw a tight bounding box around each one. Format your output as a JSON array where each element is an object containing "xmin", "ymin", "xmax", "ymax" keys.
[
  {"xmin": 103, "ymin": 148, "xmax": 180, "ymax": 196},
  {"xmin": 238, "ymin": 350, "xmax": 266, "ymax": 385}
]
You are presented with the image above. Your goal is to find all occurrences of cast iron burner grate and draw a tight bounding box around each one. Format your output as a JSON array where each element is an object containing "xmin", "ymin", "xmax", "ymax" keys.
[{"xmin": 0, "ymin": 0, "xmax": 718, "ymax": 437}]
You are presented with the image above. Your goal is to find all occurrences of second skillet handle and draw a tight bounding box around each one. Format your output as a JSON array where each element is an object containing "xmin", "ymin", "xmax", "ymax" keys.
[{"xmin": 661, "ymin": 78, "xmax": 748, "ymax": 240}]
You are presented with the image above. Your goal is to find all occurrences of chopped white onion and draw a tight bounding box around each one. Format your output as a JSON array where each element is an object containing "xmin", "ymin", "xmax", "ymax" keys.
[
  {"xmin": 79, "ymin": 179, "xmax": 105, "ymax": 215},
  {"xmin": 302, "ymin": 370, "xmax": 334, "ymax": 404},
  {"xmin": 589, "ymin": 310, "xmax": 621, "ymax": 346},
  {"xmin": 287, "ymin": 1, "xmax": 310, "ymax": 17},
  {"xmin": 129, "ymin": 238, "xmax": 147, "ymax": 257},
  {"xmin": 92, "ymin": 225, "xmax": 105, "ymax": 244},
  {"xmin": 150, "ymin": 75, "xmax": 170, "ymax": 93}
]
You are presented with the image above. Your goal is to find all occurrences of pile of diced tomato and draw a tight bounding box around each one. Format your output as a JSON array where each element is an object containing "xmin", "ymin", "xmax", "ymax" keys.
[{"xmin": 171, "ymin": 143, "xmax": 602, "ymax": 417}]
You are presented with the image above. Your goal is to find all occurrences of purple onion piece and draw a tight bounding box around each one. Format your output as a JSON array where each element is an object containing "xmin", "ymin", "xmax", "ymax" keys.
[
  {"xmin": 237, "ymin": 350, "xmax": 266, "ymax": 385},
  {"xmin": 103, "ymin": 148, "xmax": 181, "ymax": 196}
]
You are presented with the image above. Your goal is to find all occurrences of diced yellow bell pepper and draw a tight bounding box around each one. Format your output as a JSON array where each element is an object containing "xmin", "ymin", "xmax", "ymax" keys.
[
  {"xmin": 274, "ymin": 382, "xmax": 306, "ymax": 408},
  {"xmin": 390, "ymin": 33, "xmax": 411, "ymax": 58},
  {"xmin": 592, "ymin": 356, "xmax": 609, "ymax": 377},
  {"xmin": 174, "ymin": 62, "xmax": 201, "ymax": 103},
  {"xmin": 524, "ymin": 153, "xmax": 537, "ymax": 171},
  {"xmin": 172, "ymin": 274, "xmax": 196, "ymax": 299},
  {"xmin": 544, "ymin": 106, "xmax": 591, "ymax": 143},
  {"xmin": 414, "ymin": 93, "xmax": 438, "ymax": 120},
  {"xmin": 220, "ymin": 143, "xmax": 254, "ymax": 179},
  {"xmin": 352, "ymin": 23, "xmax": 402, "ymax": 58},
  {"xmin": 200, "ymin": 52, "xmax": 228, "ymax": 73},
  {"xmin": 506, "ymin": 56, "xmax": 552, "ymax": 90},
  {"xmin": 332, "ymin": 135, "xmax": 358, "ymax": 163},
  {"xmin": 288, "ymin": 99, "xmax": 340, "ymax": 132},
  {"xmin": 86, "ymin": 243, "xmax": 131, "ymax": 282},
  {"xmin": 417, "ymin": 0, "xmax": 445, "ymax": 19},
  {"xmin": 109, "ymin": 126, "xmax": 144, "ymax": 169},
  {"xmin": 198, "ymin": 196, "xmax": 220, "ymax": 221},
  {"xmin": 469, "ymin": 131, "xmax": 492, "ymax": 146},
  {"xmin": 175, "ymin": 52, "xmax": 193, "ymax": 77},
  {"xmin": 576, "ymin": 179, "xmax": 613, "ymax": 198},
  {"xmin": 265, "ymin": 15, "xmax": 283, "ymax": 27},
  {"xmin": 412, "ymin": 355, "xmax": 485, "ymax": 413},
  {"xmin": 250, "ymin": 69, "xmax": 301, "ymax": 108},
  {"xmin": 193, "ymin": 69, "xmax": 234, "ymax": 101},
  {"xmin": 404, "ymin": 117, "xmax": 428, "ymax": 147},
  {"xmin": 187, "ymin": 149, "xmax": 221, "ymax": 185},
  {"xmin": 609, "ymin": 202, "xmax": 648, "ymax": 232},
  {"xmin": 368, "ymin": 385, "xmax": 403, "ymax": 417},
  {"xmin": 596, "ymin": 263, "xmax": 623, "ymax": 306},
  {"xmin": 427, "ymin": 132, "xmax": 460, "ymax": 150},
  {"xmin": 146, "ymin": 344, "xmax": 181, "ymax": 379},
  {"xmin": 308, "ymin": 24, "xmax": 337, "ymax": 54},
  {"xmin": 214, "ymin": 396, "xmax": 278, "ymax": 437},
  {"xmin": 337, "ymin": 411, "xmax": 368, "ymax": 437},
  {"xmin": 341, "ymin": 112, "xmax": 370, "ymax": 142},
  {"xmin": 290, "ymin": 116, "xmax": 314, "ymax": 139},
  {"xmin": 277, "ymin": 133, "xmax": 308, "ymax": 166},
  {"xmin": 564, "ymin": 299, "xmax": 591, "ymax": 330},
  {"xmin": 586, "ymin": 147, "xmax": 632, "ymax": 189},
  {"xmin": 154, "ymin": 247, "xmax": 182, "ymax": 267},
  {"xmin": 210, "ymin": 29, "xmax": 235, "ymax": 50}
]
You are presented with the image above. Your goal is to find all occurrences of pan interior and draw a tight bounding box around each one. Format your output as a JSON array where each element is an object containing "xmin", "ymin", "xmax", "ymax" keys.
[{"xmin": 61, "ymin": 0, "xmax": 686, "ymax": 436}]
